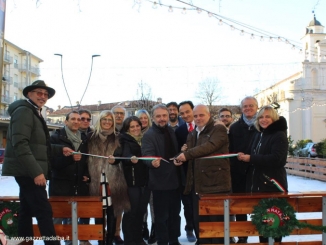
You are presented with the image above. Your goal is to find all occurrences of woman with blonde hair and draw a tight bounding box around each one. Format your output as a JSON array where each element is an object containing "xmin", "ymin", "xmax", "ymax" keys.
[
  {"xmin": 88, "ymin": 110, "xmax": 130, "ymax": 245},
  {"xmin": 238, "ymin": 105, "xmax": 288, "ymax": 243},
  {"xmin": 135, "ymin": 109, "xmax": 152, "ymax": 134}
]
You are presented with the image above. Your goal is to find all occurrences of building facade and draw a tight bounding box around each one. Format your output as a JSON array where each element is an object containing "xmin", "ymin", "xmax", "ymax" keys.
[
  {"xmin": 0, "ymin": 39, "xmax": 44, "ymax": 147},
  {"xmin": 255, "ymin": 14, "xmax": 326, "ymax": 143}
]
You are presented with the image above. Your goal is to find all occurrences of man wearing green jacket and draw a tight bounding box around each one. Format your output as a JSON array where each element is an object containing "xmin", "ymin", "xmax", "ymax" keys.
[{"xmin": 2, "ymin": 80, "xmax": 74, "ymax": 244}]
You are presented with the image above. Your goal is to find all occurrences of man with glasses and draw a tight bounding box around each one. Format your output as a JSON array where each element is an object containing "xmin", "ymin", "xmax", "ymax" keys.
[
  {"xmin": 218, "ymin": 108, "xmax": 234, "ymax": 131},
  {"xmin": 111, "ymin": 105, "xmax": 126, "ymax": 244},
  {"xmin": 228, "ymin": 96, "xmax": 259, "ymax": 244},
  {"xmin": 112, "ymin": 105, "xmax": 126, "ymax": 132},
  {"xmin": 79, "ymin": 109, "xmax": 93, "ymax": 136},
  {"xmin": 49, "ymin": 111, "xmax": 90, "ymax": 245},
  {"xmin": 2, "ymin": 80, "xmax": 74, "ymax": 245}
]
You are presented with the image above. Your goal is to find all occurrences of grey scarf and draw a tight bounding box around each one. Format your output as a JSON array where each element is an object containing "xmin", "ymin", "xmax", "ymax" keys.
[
  {"xmin": 65, "ymin": 126, "xmax": 82, "ymax": 150},
  {"xmin": 243, "ymin": 114, "xmax": 257, "ymax": 127}
]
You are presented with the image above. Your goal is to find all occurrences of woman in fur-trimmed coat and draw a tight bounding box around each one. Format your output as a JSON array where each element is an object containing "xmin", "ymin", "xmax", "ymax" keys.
[
  {"xmin": 238, "ymin": 105, "xmax": 288, "ymax": 243},
  {"xmin": 88, "ymin": 110, "xmax": 130, "ymax": 245}
]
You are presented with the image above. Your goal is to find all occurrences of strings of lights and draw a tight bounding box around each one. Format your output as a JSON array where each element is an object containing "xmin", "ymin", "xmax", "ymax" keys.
[
  {"xmin": 133, "ymin": 0, "xmax": 326, "ymax": 59},
  {"xmin": 281, "ymin": 101, "xmax": 326, "ymax": 114}
]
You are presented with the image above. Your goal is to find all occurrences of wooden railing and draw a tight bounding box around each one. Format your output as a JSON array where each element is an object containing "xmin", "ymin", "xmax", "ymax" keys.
[
  {"xmin": 286, "ymin": 157, "xmax": 326, "ymax": 181},
  {"xmin": 0, "ymin": 196, "xmax": 104, "ymax": 245},
  {"xmin": 199, "ymin": 192, "xmax": 326, "ymax": 245}
]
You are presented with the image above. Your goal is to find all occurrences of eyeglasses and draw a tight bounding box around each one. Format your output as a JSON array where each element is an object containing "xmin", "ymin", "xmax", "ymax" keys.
[
  {"xmin": 219, "ymin": 115, "xmax": 231, "ymax": 118},
  {"xmin": 31, "ymin": 90, "xmax": 49, "ymax": 98},
  {"xmin": 113, "ymin": 112, "xmax": 125, "ymax": 116},
  {"xmin": 81, "ymin": 117, "xmax": 91, "ymax": 122},
  {"xmin": 101, "ymin": 118, "xmax": 113, "ymax": 123}
]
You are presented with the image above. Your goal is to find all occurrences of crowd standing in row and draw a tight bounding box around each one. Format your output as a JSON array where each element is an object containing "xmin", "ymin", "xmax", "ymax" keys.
[{"xmin": 1, "ymin": 81, "xmax": 289, "ymax": 245}]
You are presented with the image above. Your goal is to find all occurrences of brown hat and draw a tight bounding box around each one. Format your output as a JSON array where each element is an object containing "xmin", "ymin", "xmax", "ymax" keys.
[{"xmin": 23, "ymin": 80, "xmax": 56, "ymax": 99}]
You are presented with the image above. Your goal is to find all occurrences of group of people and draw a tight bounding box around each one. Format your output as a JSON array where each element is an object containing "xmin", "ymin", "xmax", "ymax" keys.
[{"xmin": 2, "ymin": 80, "xmax": 289, "ymax": 245}]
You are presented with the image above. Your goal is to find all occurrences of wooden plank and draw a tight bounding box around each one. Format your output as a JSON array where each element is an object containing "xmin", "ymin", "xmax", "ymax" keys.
[
  {"xmin": 49, "ymin": 196, "xmax": 102, "ymax": 202},
  {"xmin": 199, "ymin": 219, "xmax": 322, "ymax": 238},
  {"xmin": 33, "ymin": 224, "xmax": 103, "ymax": 240},
  {"xmin": 50, "ymin": 201, "xmax": 102, "ymax": 218},
  {"xmin": 200, "ymin": 197, "xmax": 322, "ymax": 215},
  {"xmin": 200, "ymin": 192, "xmax": 326, "ymax": 200},
  {"xmin": 0, "ymin": 196, "xmax": 20, "ymax": 201},
  {"xmin": 287, "ymin": 169, "xmax": 326, "ymax": 181},
  {"xmin": 297, "ymin": 197, "xmax": 322, "ymax": 212}
]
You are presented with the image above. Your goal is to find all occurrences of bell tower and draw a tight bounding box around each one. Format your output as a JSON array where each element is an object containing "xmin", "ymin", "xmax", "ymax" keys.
[{"xmin": 301, "ymin": 12, "xmax": 325, "ymax": 62}]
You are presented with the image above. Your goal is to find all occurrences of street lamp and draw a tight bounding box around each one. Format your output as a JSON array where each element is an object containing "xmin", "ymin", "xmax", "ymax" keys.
[
  {"xmin": 54, "ymin": 53, "xmax": 73, "ymax": 109},
  {"xmin": 79, "ymin": 55, "xmax": 101, "ymax": 106},
  {"xmin": 270, "ymin": 102, "xmax": 280, "ymax": 110}
]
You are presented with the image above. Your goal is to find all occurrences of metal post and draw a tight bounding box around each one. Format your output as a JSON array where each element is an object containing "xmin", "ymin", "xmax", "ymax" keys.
[
  {"xmin": 224, "ymin": 199, "xmax": 230, "ymax": 245},
  {"xmin": 322, "ymin": 196, "xmax": 326, "ymax": 245},
  {"xmin": 71, "ymin": 201, "xmax": 78, "ymax": 245},
  {"xmin": 268, "ymin": 237, "xmax": 274, "ymax": 245}
]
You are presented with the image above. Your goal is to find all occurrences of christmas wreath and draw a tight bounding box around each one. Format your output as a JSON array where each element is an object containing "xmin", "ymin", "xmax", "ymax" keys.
[
  {"xmin": 0, "ymin": 201, "xmax": 19, "ymax": 238},
  {"xmin": 251, "ymin": 198, "xmax": 326, "ymax": 238}
]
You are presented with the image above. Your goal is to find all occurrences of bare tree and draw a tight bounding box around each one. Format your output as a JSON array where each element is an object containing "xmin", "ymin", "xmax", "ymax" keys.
[
  {"xmin": 135, "ymin": 81, "xmax": 155, "ymax": 111},
  {"xmin": 196, "ymin": 77, "xmax": 222, "ymax": 111}
]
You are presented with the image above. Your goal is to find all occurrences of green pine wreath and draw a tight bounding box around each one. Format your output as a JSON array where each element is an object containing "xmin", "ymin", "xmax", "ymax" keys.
[
  {"xmin": 0, "ymin": 201, "xmax": 19, "ymax": 238},
  {"xmin": 251, "ymin": 198, "xmax": 326, "ymax": 238}
]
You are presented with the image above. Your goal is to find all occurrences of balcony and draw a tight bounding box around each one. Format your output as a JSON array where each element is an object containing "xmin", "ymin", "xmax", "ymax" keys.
[
  {"xmin": 17, "ymin": 64, "xmax": 41, "ymax": 76},
  {"xmin": 2, "ymin": 76, "xmax": 13, "ymax": 85},
  {"xmin": 18, "ymin": 64, "xmax": 27, "ymax": 73},
  {"xmin": 3, "ymin": 55, "xmax": 13, "ymax": 64},
  {"xmin": 30, "ymin": 66, "xmax": 40, "ymax": 76},
  {"xmin": 1, "ymin": 95, "xmax": 11, "ymax": 104}
]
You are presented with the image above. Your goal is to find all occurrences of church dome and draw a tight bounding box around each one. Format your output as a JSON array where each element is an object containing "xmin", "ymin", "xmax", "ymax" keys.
[{"xmin": 308, "ymin": 14, "xmax": 322, "ymax": 26}]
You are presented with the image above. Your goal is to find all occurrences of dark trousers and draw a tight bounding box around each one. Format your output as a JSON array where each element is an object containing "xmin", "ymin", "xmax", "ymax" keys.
[
  {"xmin": 122, "ymin": 186, "xmax": 151, "ymax": 245},
  {"xmin": 191, "ymin": 189, "xmax": 225, "ymax": 244},
  {"xmin": 95, "ymin": 206, "xmax": 116, "ymax": 245},
  {"xmin": 152, "ymin": 189, "xmax": 181, "ymax": 245},
  {"xmin": 180, "ymin": 186, "xmax": 194, "ymax": 232},
  {"xmin": 15, "ymin": 176, "xmax": 60, "ymax": 245}
]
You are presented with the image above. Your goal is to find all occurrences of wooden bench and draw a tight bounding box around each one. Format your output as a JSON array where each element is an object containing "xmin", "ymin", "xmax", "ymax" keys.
[
  {"xmin": 199, "ymin": 192, "xmax": 326, "ymax": 245},
  {"xmin": 0, "ymin": 196, "xmax": 104, "ymax": 245}
]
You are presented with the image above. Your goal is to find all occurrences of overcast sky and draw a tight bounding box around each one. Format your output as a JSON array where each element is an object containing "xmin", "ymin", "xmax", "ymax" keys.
[{"xmin": 4, "ymin": 0, "xmax": 326, "ymax": 109}]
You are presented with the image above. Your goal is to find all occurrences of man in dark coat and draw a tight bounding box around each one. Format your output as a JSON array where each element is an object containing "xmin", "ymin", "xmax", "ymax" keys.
[
  {"xmin": 78, "ymin": 109, "xmax": 93, "ymax": 137},
  {"xmin": 176, "ymin": 104, "xmax": 231, "ymax": 244},
  {"xmin": 2, "ymin": 80, "xmax": 74, "ymax": 245},
  {"xmin": 49, "ymin": 111, "xmax": 89, "ymax": 197},
  {"xmin": 142, "ymin": 104, "xmax": 181, "ymax": 245},
  {"xmin": 174, "ymin": 101, "xmax": 196, "ymax": 242},
  {"xmin": 49, "ymin": 111, "xmax": 89, "ymax": 245},
  {"xmin": 228, "ymin": 96, "xmax": 259, "ymax": 244}
]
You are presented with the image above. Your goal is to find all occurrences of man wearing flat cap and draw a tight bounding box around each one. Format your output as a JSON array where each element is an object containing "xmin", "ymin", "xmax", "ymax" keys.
[{"xmin": 2, "ymin": 80, "xmax": 74, "ymax": 244}]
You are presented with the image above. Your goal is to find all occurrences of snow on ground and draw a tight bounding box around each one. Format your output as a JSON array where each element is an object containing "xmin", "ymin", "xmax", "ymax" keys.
[{"xmin": 1, "ymin": 174, "xmax": 325, "ymax": 244}]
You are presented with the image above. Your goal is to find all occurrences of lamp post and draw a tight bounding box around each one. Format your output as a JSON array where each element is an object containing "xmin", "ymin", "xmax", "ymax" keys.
[
  {"xmin": 79, "ymin": 55, "xmax": 101, "ymax": 107},
  {"xmin": 55, "ymin": 54, "xmax": 100, "ymax": 110},
  {"xmin": 54, "ymin": 53, "xmax": 73, "ymax": 109}
]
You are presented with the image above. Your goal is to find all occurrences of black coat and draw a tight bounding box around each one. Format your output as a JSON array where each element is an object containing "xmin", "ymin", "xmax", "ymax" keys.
[
  {"xmin": 229, "ymin": 115, "xmax": 258, "ymax": 175},
  {"xmin": 120, "ymin": 133, "xmax": 148, "ymax": 187},
  {"xmin": 141, "ymin": 123, "xmax": 180, "ymax": 190},
  {"xmin": 49, "ymin": 127, "xmax": 90, "ymax": 196},
  {"xmin": 246, "ymin": 116, "xmax": 288, "ymax": 193}
]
